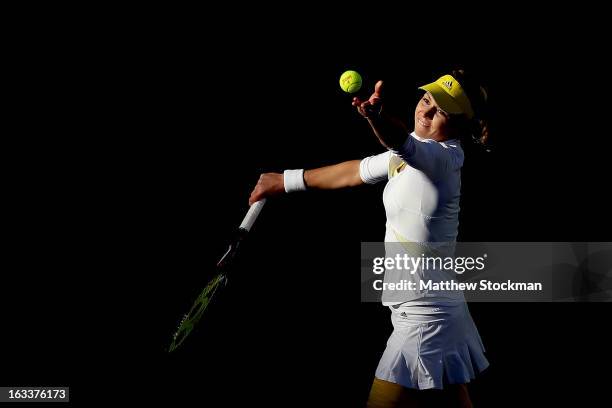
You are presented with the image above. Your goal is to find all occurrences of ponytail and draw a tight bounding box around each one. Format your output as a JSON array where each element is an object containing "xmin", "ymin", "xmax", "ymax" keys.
[{"xmin": 451, "ymin": 69, "xmax": 492, "ymax": 151}]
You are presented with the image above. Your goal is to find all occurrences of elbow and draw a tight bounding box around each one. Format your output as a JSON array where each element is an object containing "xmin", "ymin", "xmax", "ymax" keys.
[
  {"xmin": 338, "ymin": 169, "xmax": 363, "ymax": 188},
  {"xmin": 350, "ymin": 161, "xmax": 365, "ymax": 187},
  {"xmin": 349, "ymin": 173, "xmax": 365, "ymax": 187}
]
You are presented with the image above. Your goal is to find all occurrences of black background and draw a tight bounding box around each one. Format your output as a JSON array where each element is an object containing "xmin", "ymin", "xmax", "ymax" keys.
[{"xmin": 3, "ymin": 13, "xmax": 612, "ymax": 407}]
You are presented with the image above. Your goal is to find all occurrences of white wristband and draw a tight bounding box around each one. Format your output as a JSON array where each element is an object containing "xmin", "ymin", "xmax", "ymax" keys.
[{"xmin": 283, "ymin": 169, "xmax": 307, "ymax": 193}]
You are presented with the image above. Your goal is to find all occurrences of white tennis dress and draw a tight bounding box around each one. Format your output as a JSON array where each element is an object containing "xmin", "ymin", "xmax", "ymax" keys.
[{"xmin": 359, "ymin": 132, "xmax": 489, "ymax": 390}]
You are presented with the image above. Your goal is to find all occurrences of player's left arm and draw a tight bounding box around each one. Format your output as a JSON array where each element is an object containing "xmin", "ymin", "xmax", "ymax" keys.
[{"xmin": 354, "ymin": 81, "xmax": 457, "ymax": 180}]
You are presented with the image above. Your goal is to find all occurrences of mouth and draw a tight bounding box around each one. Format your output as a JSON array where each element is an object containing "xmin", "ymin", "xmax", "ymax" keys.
[{"xmin": 417, "ymin": 118, "xmax": 430, "ymax": 128}]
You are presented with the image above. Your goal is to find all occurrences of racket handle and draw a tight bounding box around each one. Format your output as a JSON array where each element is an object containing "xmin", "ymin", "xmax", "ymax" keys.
[{"xmin": 239, "ymin": 199, "xmax": 266, "ymax": 231}]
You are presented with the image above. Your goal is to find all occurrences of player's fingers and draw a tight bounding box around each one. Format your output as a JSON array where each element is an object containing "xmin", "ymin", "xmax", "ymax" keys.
[
  {"xmin": 374, "ymin": 80, "xmax": 384, "ymax": 97},
  {"xmin": 249, "ymin": 190, "xmax": 262, "ymax": 205},
  {"xmin": 249, "ymin": 178, "xmax": 263, "ymax": 205}
]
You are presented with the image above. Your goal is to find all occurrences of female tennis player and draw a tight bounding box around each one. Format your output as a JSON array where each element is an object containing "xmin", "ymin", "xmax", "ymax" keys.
[{"xmin": 249, "ymin": 69, "xmax": 490, "ymax": 407}]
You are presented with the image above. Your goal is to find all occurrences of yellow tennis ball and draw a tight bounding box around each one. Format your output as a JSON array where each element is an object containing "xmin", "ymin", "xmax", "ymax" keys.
[{"xmin": 339, "ymin": 70, "xmax": 362, "ymax": 93}]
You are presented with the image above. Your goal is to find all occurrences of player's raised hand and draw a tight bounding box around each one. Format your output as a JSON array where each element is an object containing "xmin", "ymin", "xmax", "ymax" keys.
[{"xmin": 352, "ymin": 80, "xmax": 384, "ymax": 118}]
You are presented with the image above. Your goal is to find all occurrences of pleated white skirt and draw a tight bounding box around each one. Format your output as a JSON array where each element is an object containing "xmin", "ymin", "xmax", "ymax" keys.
[{"xmin": 375, "ymin": 300, "xmax": 489, "ymax": 390}]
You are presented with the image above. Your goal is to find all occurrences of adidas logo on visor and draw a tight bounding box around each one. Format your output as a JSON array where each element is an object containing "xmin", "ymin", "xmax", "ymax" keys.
[{"xmin": 442, "ymin": 80, "xmax": 453, "ymax": 90}]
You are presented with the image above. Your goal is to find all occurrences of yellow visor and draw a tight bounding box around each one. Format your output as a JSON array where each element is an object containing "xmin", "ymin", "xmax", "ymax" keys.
[{"xmin": 418, "ymin": 74, "xmax": 474, "ymax": 119}]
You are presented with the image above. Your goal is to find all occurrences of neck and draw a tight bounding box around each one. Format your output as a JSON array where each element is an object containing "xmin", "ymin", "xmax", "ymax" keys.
[{"xmin": 413, "ymin": 130, "xmax": 449, "ymax": 142}]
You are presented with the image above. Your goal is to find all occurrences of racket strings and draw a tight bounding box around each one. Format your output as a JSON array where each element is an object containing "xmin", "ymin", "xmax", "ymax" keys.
[{"xmin": 169, "ymin": 273, "xmax": 226, "ymax": 352}]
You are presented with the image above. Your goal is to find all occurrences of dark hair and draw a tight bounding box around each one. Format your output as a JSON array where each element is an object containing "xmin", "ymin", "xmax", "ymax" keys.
[{"xmin": 449, "ymin": 69, "xmax": 491, "ymax": 151}]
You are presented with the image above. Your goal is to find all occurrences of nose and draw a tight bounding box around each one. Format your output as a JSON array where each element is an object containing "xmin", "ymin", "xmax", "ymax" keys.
[{"xmin": 423, "ymin": 105, "xmax": 436, "ymax": 119}]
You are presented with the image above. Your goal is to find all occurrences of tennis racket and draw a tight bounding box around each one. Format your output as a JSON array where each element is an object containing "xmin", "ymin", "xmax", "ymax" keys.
[{"xmin": 169, "ymin": 199, "xmax": 266, "ymax": 352}]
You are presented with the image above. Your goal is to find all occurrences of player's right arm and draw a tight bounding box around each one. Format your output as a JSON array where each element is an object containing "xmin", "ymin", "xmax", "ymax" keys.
[
  {"xmin": 248, "ymin": 160, "xmax": 361, "ymax": 205},
  {"xmin": 248, "ymin": 151, "xmax": 390, "ymax": 205},
  {"xmin": 305, "ymin": 160, "xmax": 364, "ymax": 189}
]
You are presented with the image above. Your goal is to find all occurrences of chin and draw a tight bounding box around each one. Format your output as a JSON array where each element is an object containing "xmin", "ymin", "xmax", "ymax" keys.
[{"xmin": 414, "ymin": 126, "xmax": 430, "ymax": 138}]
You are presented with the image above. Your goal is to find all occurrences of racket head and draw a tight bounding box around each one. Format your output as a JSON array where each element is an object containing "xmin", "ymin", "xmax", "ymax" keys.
[
  {"xmin": 168, "ymin": 200, "xmax": 265, "ymax": 352},
  {"xmin": 169, "ymin": 271, "xmax": 227, "ymax": 352}
]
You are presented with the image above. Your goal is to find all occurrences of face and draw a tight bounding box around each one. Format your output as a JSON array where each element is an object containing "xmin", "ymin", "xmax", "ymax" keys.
[{"xmin": 414, "ymin": 92, "xmax": 453, "ymax": 141}]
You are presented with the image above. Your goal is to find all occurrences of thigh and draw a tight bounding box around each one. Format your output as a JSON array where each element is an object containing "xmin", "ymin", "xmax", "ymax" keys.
[
  {"xmin": 440, "ymin": 384, "xmax": 473, "ymax": 408},
  {"xmin": 366, "ymin": 379, "xmax": 473, "ymax": 408},
  {"xmin": 366, "ymin": 378, "xmax": 423, "ymax": 408}
]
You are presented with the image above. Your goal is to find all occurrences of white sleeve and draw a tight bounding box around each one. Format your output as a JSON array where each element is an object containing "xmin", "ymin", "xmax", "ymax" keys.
[
  {"xmin": 359, "ymin": 151, "xmax": 391, "ymax": 184},
  {"xmin": 391, "ymin": 135, "xmax": 464, "ymax": 181}
]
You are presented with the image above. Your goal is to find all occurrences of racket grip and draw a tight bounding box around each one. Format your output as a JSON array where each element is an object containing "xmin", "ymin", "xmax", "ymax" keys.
[{"xmin": 239, "ymin": 199, "xmax": 266, "ymax": 231}]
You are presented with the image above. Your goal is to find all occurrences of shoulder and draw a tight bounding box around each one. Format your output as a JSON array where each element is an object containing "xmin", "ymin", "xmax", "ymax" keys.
[{"xmin": 440, "ymin": 139, "xmax": 464, "ymax": 169}]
